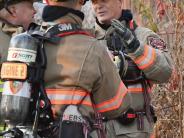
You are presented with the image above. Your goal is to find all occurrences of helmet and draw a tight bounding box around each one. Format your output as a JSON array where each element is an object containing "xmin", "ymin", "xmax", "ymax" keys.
[{"xmin": 0, "ymin": 0, "xmax": 34, "ymax": 10}]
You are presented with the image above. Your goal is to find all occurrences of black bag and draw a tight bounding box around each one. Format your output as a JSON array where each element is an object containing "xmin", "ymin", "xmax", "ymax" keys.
[{"xmin": 59, "ymin": 121, "xmax": 91, "ymax": 138}]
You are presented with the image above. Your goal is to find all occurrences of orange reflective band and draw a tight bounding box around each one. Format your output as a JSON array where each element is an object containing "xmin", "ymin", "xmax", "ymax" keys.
[
  {"xmin": 134, "ymin": 45, "xmax": 149, "ymax": 64},
  {"xmin": 138, "ymin": 48, "xmax": 156, "ymax": 69},
  {"xmin": 97, "ymin": 90, "xmax": 127, "ymax": 113},
  {"xmin": 134, "ymin": 45, "xmax": 156, "ymax": 70},
  {"xmin": 128, "ymin": 88, "xmax": 151, "ymax": 93},
  {"xmin": 46, "ymin": 89, "xmax": 89, "ymax": 96},
  {"xmin": 128, "ymin": 83, "xmax": 152, "ymax": 93},
  {"xmin": 46, "ymin": 89, "xmax": 92, "ymax": 107},
  {"xmin": 128, "ymin": 88, "xmax": 143, "ymax": 93},
  {"xmin": 50, "ymin": 100, "xmax": 92, "ymax": 106},
  {"xmin": 95, "ymin": 81, "xmax": 128, "ymax": 113}
]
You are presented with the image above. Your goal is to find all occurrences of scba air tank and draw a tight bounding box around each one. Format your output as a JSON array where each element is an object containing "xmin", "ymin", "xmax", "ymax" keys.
[{"xmin": 0, "ymin": 33, "xmax": 38, "ymax": 126}]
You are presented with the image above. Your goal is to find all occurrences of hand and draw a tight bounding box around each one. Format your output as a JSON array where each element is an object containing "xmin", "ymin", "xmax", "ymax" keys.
[{"xmin": 110, "ymin": 19, "xmax": 140, "ymax": 53}]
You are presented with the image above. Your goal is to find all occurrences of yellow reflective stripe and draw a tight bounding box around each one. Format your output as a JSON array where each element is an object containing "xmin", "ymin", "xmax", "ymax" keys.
[
  {"xmin": 0, "ymin": 81, "xmax": 3, "ymax": 84},
  {"xmin": 0, "ymin": 125, "xmax": 4, "ymax": 130},
  {"xmin": 0, "ymin": 80, "xmax": 3, "ymax": 93}
]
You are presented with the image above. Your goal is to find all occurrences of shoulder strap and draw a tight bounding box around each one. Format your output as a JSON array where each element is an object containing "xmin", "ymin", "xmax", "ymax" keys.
[{"xmin": 47, "ymin": 23, "xmax": 94, "ymax": 38}]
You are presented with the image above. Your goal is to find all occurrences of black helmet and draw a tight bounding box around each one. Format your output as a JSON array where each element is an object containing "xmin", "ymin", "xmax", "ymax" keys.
[{"xmin": 0, "ymin": 0, "xmax": 34, "ymax": 10}]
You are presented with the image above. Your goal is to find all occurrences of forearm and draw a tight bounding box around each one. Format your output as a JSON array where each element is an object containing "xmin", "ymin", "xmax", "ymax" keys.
[{"xmin": 129, "ymin": 43, "xmax": 173, "ymax": 83}]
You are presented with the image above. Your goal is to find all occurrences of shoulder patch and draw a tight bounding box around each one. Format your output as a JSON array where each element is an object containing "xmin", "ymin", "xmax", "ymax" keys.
[{"xmin": 147, "ymin": 36, "xmax": 167, "ymax": 50}]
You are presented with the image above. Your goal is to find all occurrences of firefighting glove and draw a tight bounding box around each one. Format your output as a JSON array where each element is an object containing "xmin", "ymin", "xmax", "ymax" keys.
[{"xmin": 111, "ymin": 19, "xmax": 140, "ymax": 53}]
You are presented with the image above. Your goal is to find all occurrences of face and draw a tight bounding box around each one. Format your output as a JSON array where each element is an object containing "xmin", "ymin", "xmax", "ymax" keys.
[
  {"xmin": 0, "ymin": 1, "xmax": 36, "ymax": 29},
  {"xmin": 92, "ymin": 0, "xmax": 122, "ymax": 24},
  {"xmin": 12, "ymin": 1, "xmax": 36, "ymax": 29}
]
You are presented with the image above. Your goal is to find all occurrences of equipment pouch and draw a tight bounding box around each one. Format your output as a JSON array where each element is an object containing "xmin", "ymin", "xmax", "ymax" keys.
[{"xmin": 60, "ymin": 121, "xmax": 91, "ymax": 138}]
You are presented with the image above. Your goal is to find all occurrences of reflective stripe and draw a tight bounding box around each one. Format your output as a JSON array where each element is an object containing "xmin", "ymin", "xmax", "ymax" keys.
[
  {"xmin": 134, "ymin": 45, "xmax": 156, "ymax": 70},
  {"xmin": 95, "ymin": 81, "xmax": 128, "ymax": 113},
  {"xmin": 128, "ymin": 83, "xmax": 143, "ymax": 93},
  {"xmin": 46, "ymin": 89, "xmax": 92, "ymax": 106},
  {"xmin": 128, "ymin": 83, "xmax": 151, "ymax": 93},
  {"xmin": 0, "ymin": 125, "xmax": 4, "ymax": 130},
  {"xmin": 0, "ymin": 80, "xmax": 3, "ymax": 93}
]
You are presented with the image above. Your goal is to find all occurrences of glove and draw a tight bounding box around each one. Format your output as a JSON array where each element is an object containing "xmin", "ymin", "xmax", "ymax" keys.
[{"xmin": 110, "ymin": 19, "xmax": 140, "ymax": 53}]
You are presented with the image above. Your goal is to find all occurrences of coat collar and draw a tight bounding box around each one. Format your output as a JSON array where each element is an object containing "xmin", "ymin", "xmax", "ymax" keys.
[{"xmin": 42, "ymin": 5, "xmax": 84, "ymax": 27}]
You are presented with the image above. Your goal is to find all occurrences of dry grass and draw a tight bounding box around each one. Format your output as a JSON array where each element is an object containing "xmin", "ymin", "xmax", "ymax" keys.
[{"xmin": 133, "ymin": 0, "xmax": 184, "ymax": 137}]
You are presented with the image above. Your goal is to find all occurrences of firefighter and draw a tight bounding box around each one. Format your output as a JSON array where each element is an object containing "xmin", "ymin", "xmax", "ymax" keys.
[
  {"xmin": 0, "ymin": 0, "xmax": 132, "ymax": 137},
  {"xmin": 32, "ymin": 0, "xmax": 132, "ymax": 137},
  {"xmin": 91, "ymin": 0, "xmax": 174, "ymax": 137},
  {"xmin": 0, "ymin": 0, "xmax": 35, "ymax": 77},
  {"xmin": 0, "ymin": 0, "xmax": 36, "ymax": 30}
]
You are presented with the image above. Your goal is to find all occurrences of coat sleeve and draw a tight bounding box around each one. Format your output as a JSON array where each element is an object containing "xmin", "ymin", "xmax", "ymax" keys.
[
  {"xmin": 91, "ymin": 40, "xmax": 131, "ymax": 119},
  {"xmin": 128, "ymin": 27, "xmax": 174, "ymax": 83},
  {"xmin": 0, "ymin": 25, "xmax": 10, "ymax": 63}
]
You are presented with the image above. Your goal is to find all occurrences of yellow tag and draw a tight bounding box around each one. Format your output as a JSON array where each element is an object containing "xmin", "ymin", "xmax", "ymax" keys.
[{"xmin": 1, "ymin": 62, "xmax": 27, "ymax": 80}]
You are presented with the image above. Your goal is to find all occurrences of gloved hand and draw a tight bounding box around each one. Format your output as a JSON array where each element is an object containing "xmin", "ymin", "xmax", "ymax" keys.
[{"xmin": 110, "ymin": 19, "xmax": 140, "ymax": 53}]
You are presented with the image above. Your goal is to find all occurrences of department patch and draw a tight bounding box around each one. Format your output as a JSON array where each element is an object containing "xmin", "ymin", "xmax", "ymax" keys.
[
  {"xmin": 147, "ymin": 36, "xmax": 167, "ymax": 50},
  {"xmin": 9, "ymin": 81, "xmax": 23, "ymax": 94}
]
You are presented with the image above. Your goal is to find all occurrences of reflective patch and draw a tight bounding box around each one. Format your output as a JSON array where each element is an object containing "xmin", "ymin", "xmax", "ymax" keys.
[
  {"xmin": 1, "ymin": 62, "xmax": 27, "ymax": 80},
  {"xmin": 0, "ymin": 80, "xmax": 3, "ymax": 93},
  {"xmin": 0, "ymin": 125, "xmax": 4, "ymax": 131},
  {"xmin": 3, "ymin": 81, "xmax": 31, "ymax": 98},
  {"xmin": 147, "ymin": 36, "xmax": 166, "ymax": 50},
  {"xmin": 8, "ymin": 47, "xmax": 36, "ymax": 63}
]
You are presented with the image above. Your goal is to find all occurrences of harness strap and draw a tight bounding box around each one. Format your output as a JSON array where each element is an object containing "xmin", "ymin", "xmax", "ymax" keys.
[{"xmin": 47, "ymin": 23, "xmax": 94, "ymax": 38}]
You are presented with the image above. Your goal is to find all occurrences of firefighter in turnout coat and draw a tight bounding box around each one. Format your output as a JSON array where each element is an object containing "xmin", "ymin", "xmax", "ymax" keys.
[
  {"xmin": 91, "ymin": 0, "xmax": 174, "ymax": 137},
  {"xmin": 29, "ymin": 0, "xmax": 132, "ymax": 137}
]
